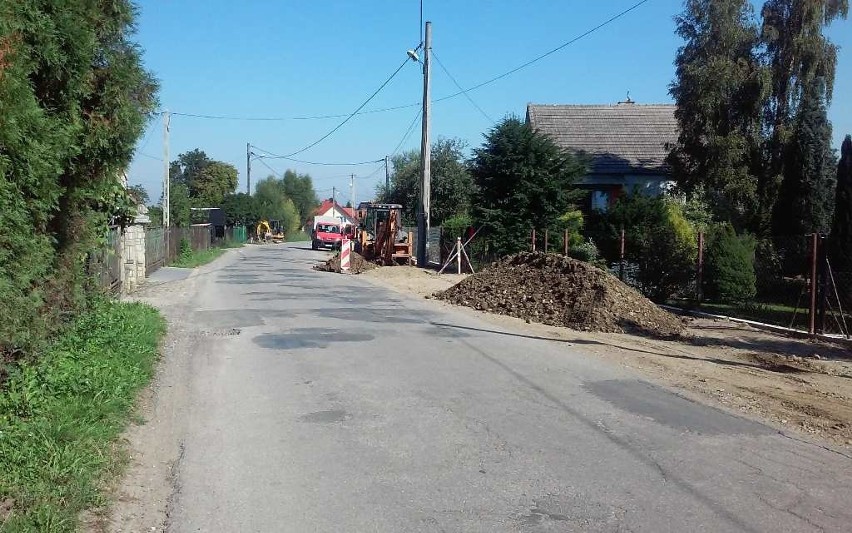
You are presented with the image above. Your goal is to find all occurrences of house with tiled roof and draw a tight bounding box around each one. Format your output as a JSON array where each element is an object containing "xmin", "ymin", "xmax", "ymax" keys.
[
  {"xmin": 311, "ymin": 198, "xmax": 359, "ymax": 227},
  {"xmin": 526, "ymin": 101, "xmax": 678, "ymax": 211}
]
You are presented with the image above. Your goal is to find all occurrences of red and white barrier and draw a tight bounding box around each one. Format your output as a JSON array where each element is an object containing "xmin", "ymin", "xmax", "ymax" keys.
[{"xmin": 340, "ymin": 238, "xmax": 351, "ymax": 272}]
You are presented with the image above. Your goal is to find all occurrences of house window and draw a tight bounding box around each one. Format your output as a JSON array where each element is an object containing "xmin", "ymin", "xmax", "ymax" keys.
[{"xmin": 591, "ymin": 190, "xmax": 610, "ymax": 212}]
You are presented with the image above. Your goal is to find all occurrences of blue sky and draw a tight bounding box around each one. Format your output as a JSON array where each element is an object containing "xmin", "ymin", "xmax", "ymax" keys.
[{"xmin": 127, "ymin": 0, "xmax": 852, "ymax": 204}]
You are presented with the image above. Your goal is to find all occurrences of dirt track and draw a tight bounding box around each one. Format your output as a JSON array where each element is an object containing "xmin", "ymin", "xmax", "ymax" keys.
[{"xmin": 361, "ymin": 265, "xmax": 852, "ymax": 448}]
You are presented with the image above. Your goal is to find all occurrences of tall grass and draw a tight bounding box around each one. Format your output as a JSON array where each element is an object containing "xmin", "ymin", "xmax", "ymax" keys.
[{"xmin": 0, "ymin": 300, "xmax": 165, "ymax": 531}]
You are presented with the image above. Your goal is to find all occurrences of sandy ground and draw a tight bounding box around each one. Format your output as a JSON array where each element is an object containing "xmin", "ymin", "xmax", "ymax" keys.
[{"xmin": 359, "ymin": 265, "xmax": 852, "ymax": 449}]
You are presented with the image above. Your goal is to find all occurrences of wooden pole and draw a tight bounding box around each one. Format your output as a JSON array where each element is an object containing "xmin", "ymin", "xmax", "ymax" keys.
[
  {"xmin": 619, "ymin": 227, "xmax": 626, "ymax": 281},
  {"xmin": 544, "ymin": 229, "xmax": 548, "ymax": 253},
  {"xmin": 531, "ymin": 229, "xmax": 536, "ymax": 252},
  {"xmin": 563, "ymin": 228, "xmax": 569, "ymax": 255}
]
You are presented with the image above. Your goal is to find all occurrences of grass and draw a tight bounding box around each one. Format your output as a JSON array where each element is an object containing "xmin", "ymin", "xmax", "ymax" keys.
[
  {"xmin": 170, "ymin": 246, "xmax": 226, "ymax": 268},
  {"xmin": 0, "ymin": 300, "xmax": 166, "ymax": 532},
  {"xmin": 285, "ymin": 230, "xmax": 310, "ymax": 243},
  {"xmin": 670, "ymin": 299, "xmax": 810, "ymax": 329}
]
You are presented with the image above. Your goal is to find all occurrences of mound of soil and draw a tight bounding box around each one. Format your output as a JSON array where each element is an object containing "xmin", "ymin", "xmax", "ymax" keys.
[
  {"xmin": 314, "ymin": 251, "xmax": 377, "ymax": 274},
  {"xmin": 435, "ymin": 252, "xmax": 685, "ymax": 338}
]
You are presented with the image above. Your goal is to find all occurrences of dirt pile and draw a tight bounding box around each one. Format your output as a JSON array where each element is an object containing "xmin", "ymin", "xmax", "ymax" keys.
[
  {"xmin": 314, "ymin": 251, "xmax": 377, "ymax": 274},
  {"xmin": 435, "ymin": 252, "xmax": 685, "ymax": 337}
]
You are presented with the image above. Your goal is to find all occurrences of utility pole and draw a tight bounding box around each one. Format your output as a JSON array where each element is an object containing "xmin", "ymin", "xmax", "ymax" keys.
[
  {"xmin": 332, "ymin": 186, "xmax": 336, "ymax": 207},
  {"xmin": 350, "ymin": 173, "xmax": 355, "ymax": 208},
  {"xmin": 416, "ymin": 20, "xmax": 432, "ymax": 268},
  {"xmin": 246, "ymin": 143, "xmax": 251, "ymax": 195},
  {"xmin": 385, "ymin": 155, "xmax": 390, "ymax": 195},
  {"xmin": 163, "ymin": 110, "xmax": 170, "ymax": 258}
]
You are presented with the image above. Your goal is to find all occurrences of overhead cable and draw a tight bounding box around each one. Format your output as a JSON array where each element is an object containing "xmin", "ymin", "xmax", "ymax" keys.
[{"xmin": 432, "ymin": 51, "xmax": 494, "ymax": 123}]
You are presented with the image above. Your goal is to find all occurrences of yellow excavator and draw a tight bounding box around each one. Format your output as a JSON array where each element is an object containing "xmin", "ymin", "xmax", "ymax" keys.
[{"xmin": 255, "ymin": 220, "xmax": 285, "ymax": 243}]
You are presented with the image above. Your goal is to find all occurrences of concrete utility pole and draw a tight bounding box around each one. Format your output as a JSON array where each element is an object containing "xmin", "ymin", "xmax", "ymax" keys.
[
  {"xmin": 416, "ymin": 21, "xmax": 432, "ymax": 268},
  {"xmin": 350, "ymin": 174, "xmax": 355, "ymax": 209},
  {"xmin": 385, "ymin": 155, "xmax": 390, "ymax": 194},
  {"xmin": 246, "ymin": 143, "xmax": 252, "ymax": 195},
  {"xmin": 162, "ymin": 110, "xmax": 170, "ymax": 259}
]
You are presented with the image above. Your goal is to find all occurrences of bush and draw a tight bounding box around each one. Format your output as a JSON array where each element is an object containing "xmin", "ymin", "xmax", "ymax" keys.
[
  {"xmin": 704, "ymin": 223, "xmax": 757, "ymax": 303},
  {"xmin": 179, "ymin": 238, "xmax": 192, "ymax": 260},
  {"xmin": 605, "ymin": 194, "xmax": 698, "ymax": 302},
  {"xmin": 567, "ymin": 239, "xmax": 601, "ymax": 264}
]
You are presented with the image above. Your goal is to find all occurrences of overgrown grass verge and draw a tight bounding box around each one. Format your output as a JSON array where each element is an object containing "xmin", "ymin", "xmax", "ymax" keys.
[
  {"xmin": 170, "ymin": 247, "xmax": 226, "ymax": 268},
  {"xmin": 0, "ymin": 300, "xmax": 166, "ymax": 532},
  {"xmin": 285, "ymin": 230, "xmax": 310, "ymax": 242}
]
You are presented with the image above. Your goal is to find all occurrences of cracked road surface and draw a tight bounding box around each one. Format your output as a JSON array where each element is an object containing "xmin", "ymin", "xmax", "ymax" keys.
[{"xmin": 113, "ymin": 243, "xmax": 852, "ymax": 532}]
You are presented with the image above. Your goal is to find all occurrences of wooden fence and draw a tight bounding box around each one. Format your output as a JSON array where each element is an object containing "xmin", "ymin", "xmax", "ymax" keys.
[{"xmin": 145, "ymin": 225, "xmax": 212, "ymax": 276}]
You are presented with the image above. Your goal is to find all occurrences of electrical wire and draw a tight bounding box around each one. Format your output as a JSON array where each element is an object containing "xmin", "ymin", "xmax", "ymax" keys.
[
  {"xmin": 390, "ymin": 106, "xmax": 423, "ymax": 157},
  {"xmin": 433, "ymin": 0, "xmax": 650, "ymax": 103},
  {"xmin": 161, "ymin": 2, "xmax": 648, "ymax": 124},
  {"xmin": 279, "ymin": 57, "xmax": 413, "ymax": 158},
  {"xmin": 170, "ymin": 102, "xmax": 420, "ymax": 122},
  {"xmin": 250, "ymin": 148, "xmax": 383, "ymax": 166},
  {"xmin": 432, "ymin": 51, "xmax": 494, "ymax": 123}
]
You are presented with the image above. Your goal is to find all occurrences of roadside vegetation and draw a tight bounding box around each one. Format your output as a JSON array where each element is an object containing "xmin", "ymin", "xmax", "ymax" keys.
[{"xmin": 0, "ymin": 300, "xmax": 165, "ymax": 531}]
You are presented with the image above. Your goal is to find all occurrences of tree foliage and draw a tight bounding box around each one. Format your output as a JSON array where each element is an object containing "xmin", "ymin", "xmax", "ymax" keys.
[
  {"xmin": 830, "ymin": 135, "xmax": 852, "ymax": 271},
  {"xmin": 762, "ymin": 0, "xmax": 848, "ymax": 234},
  {"xmin": 221, "ymin": 193, "xmax": 261, "ymax": 226},
  {"xmin": 169, "ymin": 149, "xmax": 238, "ymax": 207},
  {"xmin": 281, "ymin": 170, "xmax": 318, "ymax": 223},
  {"xmin": 470, "ymin": 118, "xmax": 585, "ymax": 256},
  {"xmin": 771, "ymin": 83, "xmax": 837, "ymax": 238},
  {"xmin": 601, "ymin": 194, "xmax": 698, "ymax": 302},
  {"xmin": 668, "ymin": 0, "xmax": 768, "ymax": 229},
  {"xmin": 0, "ymin": 1, "xmax": 157, "ymax": 357},
  {"xmin": 379, "ymin": 138, "xmax": 474, "ymax": 226},
  {"xmin": 704, "ymin": 223, "xmax": 757, "ymax": 303}
]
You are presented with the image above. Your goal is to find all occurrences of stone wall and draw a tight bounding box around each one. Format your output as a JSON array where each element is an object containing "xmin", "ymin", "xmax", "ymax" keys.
[{"xmin": 122, "ymin": 223, "xmax": 146, "ymax": 293}]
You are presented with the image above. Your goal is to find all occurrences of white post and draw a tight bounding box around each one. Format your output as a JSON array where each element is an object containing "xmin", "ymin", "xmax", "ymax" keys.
[{"xmin": 456, "ymin": 237, "xmax": 462, "ymax": 275}]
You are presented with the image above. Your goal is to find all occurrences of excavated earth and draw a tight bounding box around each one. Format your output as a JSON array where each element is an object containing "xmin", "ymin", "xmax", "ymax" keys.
[
  {"xmin": 314, "ymin": 251, "xmax": 377, "ymax": 274},
  {"xmin": 435, "ymin": 252, "xmax": 686, "ymax": 338}
]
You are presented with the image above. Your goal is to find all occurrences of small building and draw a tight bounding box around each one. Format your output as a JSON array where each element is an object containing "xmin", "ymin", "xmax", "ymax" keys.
[
  {"xmin": 526, "ymin": 101, "xmax": 679, "ymax": 211},
  {"xmin": 311, "ymin": 198, "xmax": 359, "ymax": 227}
]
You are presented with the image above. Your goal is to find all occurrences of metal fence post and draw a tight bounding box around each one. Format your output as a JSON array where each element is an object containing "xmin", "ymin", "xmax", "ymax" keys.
[
  {"xmin": 531, "ymin": 228, "xmax": 536, "ymax": 252},
  {"xmin": 619, "ymin": 227, "xmax": 626, "ymax": 282},
  {"xmin": 544, "ymin": 229, "xmax": 548, "ymax": 253},
  {"xmin": 563, "ymin": 228, "xmax": 569, "ymax": 256},
  {"xmin": 809, "ymin": 232, "xmax": 818, "ymax": 337},
  {"xmin": 697, "ymin": 231, "xmax": 705, "ymax": 304}
]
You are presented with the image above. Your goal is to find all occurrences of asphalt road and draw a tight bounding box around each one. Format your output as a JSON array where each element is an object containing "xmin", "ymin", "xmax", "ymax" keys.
[{"xmin": 141, "ymin": 243, "xmax": 852, "ymax": 532}]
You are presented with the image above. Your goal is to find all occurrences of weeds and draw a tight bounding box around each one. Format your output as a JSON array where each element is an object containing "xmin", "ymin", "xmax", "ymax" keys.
[
  {"xmin": 0, "ymin": 300, "xmax": 165, "ymax": 532},
  {"xmin": 170, "ymin": 247, "xmax": 226, "ymax": 268}
]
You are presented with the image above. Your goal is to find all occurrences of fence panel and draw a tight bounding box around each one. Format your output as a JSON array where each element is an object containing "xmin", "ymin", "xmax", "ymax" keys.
[
  {"xmin": 145, "ymin": 227, "xmax": 165, "ymax": 275},
  {"xmin": 89, "ymin": 227, "xmax": 122, "ymax": 293}
]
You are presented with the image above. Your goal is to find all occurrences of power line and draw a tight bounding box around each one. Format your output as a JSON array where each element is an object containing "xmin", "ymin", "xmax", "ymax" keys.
[
  {"xmin": 432, "ymin": 51, "xmax": 494, "ymax": 123},
  {"xmin": 434, "ymin": 0, "xmax": 651, "ymax": 104},
  {"xmin": 160, "ymin": 3, "xmax": 648, "ymax": 124},
  {"xmin": 277, "ymin": 57, "xmax": 413, "ymax": 158},
  {"xmin": 390, "ymin": 106, "xmax": 423, "ymax": 157},
  {"xmin": 169, "ymin": 102, "xmax": 420, "ymax": 122},
  {"xmin": 249, "ymin": 147, "xmax": 383, "ymax": 166}
]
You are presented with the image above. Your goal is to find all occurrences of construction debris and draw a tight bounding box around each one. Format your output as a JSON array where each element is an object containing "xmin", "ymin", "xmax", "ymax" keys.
[
  {"xmin": 435, "ymin": 252, "xmax": 686, "ymax": 338},
  {"xmin": 314, "ymin": 251, "xmax": 377, "ymax": 274}
]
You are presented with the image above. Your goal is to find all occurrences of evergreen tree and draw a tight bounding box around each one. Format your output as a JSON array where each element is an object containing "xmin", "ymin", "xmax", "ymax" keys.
[
  {"xmin": 761, "ymin": 0, "xmax": 848, "ymax": 230},
  {"xmin": 772, "ymin": 83, "xmax": 837, "ymax": 240},
  {"xmin": 470, "ymin": 117, "xmax": 585, "ymax": 256},
  {"xmin": 830, "ymin": 135, "xmax": 852, "ymax": 271},
  {"xmin": 668, "ymin": 0, "xmax": 768, "ymax": 230}
]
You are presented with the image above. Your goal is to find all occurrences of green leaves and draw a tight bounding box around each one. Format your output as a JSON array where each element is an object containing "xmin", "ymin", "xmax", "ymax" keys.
[{"xmin": 470, "ymin": 117, "xmax": 586, "ymax": 256}]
